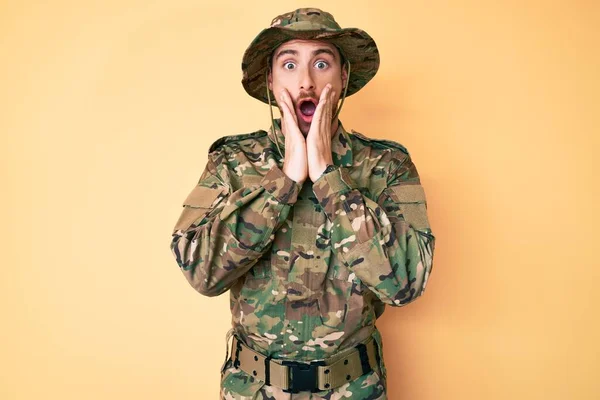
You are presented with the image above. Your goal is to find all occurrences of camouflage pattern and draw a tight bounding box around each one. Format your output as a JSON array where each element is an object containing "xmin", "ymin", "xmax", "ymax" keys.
[
  {"xmin": 241, "ymin": 7, "xmax": 380, "ymax": 105},
  {"xmin": 170, "ymin": 118, "xmax": 435, "ymax": 398}
]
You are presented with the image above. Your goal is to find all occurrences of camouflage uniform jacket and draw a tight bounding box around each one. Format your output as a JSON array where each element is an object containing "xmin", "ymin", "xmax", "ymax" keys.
[{"xmin": 170, "ymin": 118, "xmax": 435, "ymax": 389}]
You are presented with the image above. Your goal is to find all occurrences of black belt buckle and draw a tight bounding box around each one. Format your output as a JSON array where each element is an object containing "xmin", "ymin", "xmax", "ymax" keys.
[{"xmin": 281, "ymin": 360, "xmax": 326, "ymax": 393}]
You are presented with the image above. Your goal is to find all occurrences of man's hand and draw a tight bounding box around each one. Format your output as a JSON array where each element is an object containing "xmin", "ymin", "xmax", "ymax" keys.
[
  {"xmin": 307, "ymin": 84, "xmax": 336, "ymax": 182},
  {"xmin": 278, "ymin": 89, "xmax": 308, "ymax": 184}
]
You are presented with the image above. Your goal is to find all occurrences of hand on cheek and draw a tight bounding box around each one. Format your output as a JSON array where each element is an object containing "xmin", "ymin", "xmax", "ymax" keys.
[
  {"xmin": 278, "ymin": 88, "xmax": 308, "ymax": 184},
  {"xmin": 307, "ymin": 84, "xmax": 335, "ymax": 182}
]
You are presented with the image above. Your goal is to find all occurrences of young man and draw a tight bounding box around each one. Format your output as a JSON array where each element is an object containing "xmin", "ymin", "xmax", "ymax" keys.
[{"xmin": 170, "ymin": 8, "xmax": 435, "ymax": 399}]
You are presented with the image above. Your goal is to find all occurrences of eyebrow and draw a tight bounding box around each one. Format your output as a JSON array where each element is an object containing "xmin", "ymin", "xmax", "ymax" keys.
[{"xmin": 274, "ymin": 48, "xmax": 337, "ymax": 62}]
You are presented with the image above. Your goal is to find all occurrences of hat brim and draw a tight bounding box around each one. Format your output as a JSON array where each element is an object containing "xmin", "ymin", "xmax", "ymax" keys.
[{"xmin": 241, "ymin": 27, "xmax": 379, "ymax": 105}]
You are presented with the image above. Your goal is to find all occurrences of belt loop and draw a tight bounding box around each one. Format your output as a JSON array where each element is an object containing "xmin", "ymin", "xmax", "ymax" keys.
[
  {"xmin": 233, "ymin": 337, "xmax": 243, "ymax": 369},
  {"xmin": 264, "ymin": 355, "xmax": 271, "ymax": 386},
  {"xmin": 355, "ymin": 343, "xmax": 370, "ymax": 376}
]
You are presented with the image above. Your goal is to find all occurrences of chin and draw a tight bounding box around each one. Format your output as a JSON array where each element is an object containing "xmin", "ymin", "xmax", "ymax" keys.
[{"xmin": 298, "ymin": 122, "xmax": 310, "ymax": 136}]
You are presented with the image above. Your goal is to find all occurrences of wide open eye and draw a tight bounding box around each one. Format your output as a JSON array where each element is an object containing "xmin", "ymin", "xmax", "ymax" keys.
[
  {"xmin": 315, "ymin": 60, "xmax": 329, "ymax": 69},
  {"xmin": 283, "ymin": 62, "xmax": 296, "ymax": 70}
]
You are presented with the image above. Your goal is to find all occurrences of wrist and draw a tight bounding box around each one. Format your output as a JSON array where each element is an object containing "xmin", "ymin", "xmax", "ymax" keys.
[
  {"xmin": 313, "ymin": 163, "xmax": 338, "ymax": 182},
  {"xmin": 283, "ymin": 164, "xmax": 306, "ymax": 184}
]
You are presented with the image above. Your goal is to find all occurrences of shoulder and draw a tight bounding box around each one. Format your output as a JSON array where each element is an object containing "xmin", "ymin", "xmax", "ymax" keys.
[
  {"xmin": 349, "ymin": 129, "xmax": 410, "ymax": 156},
  {"xmin": 349, "ymin": 129, "xmax": 411, "ymax": 168},
  {"xmin": 208, "ymin": 130, "xmax": 268, "ymax": 154},
  {"xmin": 349, "ymin": 129, "xmax": 420, "ymax": 187}
]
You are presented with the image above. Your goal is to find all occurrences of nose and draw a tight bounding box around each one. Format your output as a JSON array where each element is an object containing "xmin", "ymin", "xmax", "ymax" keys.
[{"xmin": 299, "ymin": 67, "xmax": 315, "ymax": 92}]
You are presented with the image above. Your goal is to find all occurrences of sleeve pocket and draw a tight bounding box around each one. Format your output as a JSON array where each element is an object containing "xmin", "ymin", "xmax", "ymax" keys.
[
  {"xmin": 183, "ymin": 185, "xmax": 227, "ymax": 208},
  {"xmin": 173, "ymin": 186, "xmax": 227, "ymax": 231},
  {"xmin": 388, "ymin": 183, "xmax": 431, "ymax": 231}
]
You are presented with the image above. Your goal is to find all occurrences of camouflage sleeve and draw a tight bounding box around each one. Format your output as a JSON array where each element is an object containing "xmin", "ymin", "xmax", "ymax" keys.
[
  {"xmin": 170, "ymin": 157, "xmax": 302, "ymax": 297},
  {"xmin": 312, "ymin": 154, "xmax": 435, "ymax": 306}
]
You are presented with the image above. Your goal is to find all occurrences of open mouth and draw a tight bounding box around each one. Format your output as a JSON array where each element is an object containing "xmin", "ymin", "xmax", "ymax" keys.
[{"xmin": 297, "ymin": 98, "xmax": 318, "ymax": 123}]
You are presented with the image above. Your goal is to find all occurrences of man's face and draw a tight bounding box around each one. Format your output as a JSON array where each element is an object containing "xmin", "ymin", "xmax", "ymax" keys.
[{"xmin": 268, "ymin": 39, "xmax": 347, "ymax": 136}]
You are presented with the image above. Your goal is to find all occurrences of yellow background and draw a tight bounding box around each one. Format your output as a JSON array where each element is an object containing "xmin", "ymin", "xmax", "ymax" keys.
[{"xmin": 2, "ymin": 1, "xmax": 598, "ymax": 399}]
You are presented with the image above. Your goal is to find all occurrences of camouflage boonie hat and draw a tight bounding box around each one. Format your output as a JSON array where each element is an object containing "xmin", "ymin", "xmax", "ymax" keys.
[{"xmin": 241, "ymin": 8, "xmax": 380, "ymax": 105}]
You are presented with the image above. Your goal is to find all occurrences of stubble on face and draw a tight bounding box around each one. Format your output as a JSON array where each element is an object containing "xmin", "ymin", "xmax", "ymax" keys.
[{"xmin": 293, "ymin": 101, "xmax": 339, "ymax": 136}]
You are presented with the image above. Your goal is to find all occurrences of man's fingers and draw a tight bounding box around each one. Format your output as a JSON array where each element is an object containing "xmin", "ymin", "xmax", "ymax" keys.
[
  {"xmin": 281, "ymin": 102, "xmax": 299, "ymax": 134},
  {"xmin": 329, "ymin": 90, "xmax": 335, "ymax": 124},
  {"xmin": 279, "ymin": 90, "xmax": 303, "ymax": 139},
  {"xmin": 314, "ymin": 84, "xmax": 330, "ymax": 123},
  {"xmin": 322, "ymin": 87, "xmax": 334, "ymax": 128},
  {"xmin": 320, "ymin": 84, "xmax": 331, "ymax": 102},
  {"xmin": 330, "ymin": 90, "xmax": 336, "ymax": 116},
  {"xmin": 314, "ymin": 100, "xmax": 325, "ymax": 123},
  {"xmin": 279, "ymin": 95, "xmax": 292, "ymax": 118},
  {"xmin": 280, "ymin": 100, "xmax": 292, "ymax": 121},
  {"xmin": 280, "ymin": 89, "xmax": 298, "ymax": 125}
]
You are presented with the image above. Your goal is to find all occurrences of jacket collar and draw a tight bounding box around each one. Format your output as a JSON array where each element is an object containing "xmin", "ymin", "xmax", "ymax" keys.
[{"xmin": 268, "ymin": 118, "xmax": 353, "ymax": 167}]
